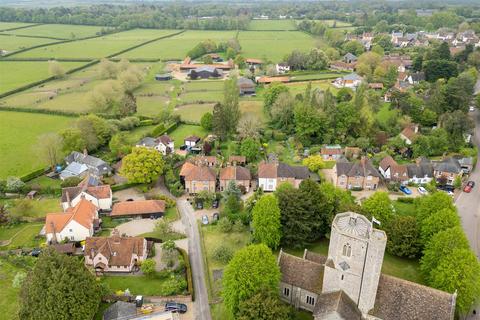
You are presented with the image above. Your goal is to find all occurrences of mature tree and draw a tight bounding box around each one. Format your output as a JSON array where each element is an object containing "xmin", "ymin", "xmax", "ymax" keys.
[
  {"xmin": 373, "ymin": 34, "xmax": 393, "ymax": 51},
  {"xmin": 423, "ymin": 60, "xmax": 458, "ymax": 82},
  {"xmin": 200, "ymin": 112, "xmax": 213, "ymax": 131},
  {"xmin": 307, "ymin": 48, "xmax": 329, "ymax": 70},
  {"xmin": 420, "ymin": 208, "xmax": 460, "ymax": 245},
  {"xmin": 444, "ymin": 72, "xmax": 476, "ymax": 112},
  {"xmin": 240, "ymin": 137, "xmax": 261, "ymax": 162},
  {"xmin": 356, "ymin": 52, "xmax": 381, "ymax": 77},
  {"xmin": 109, "ymin": 132, "xmax": 131, "ymax": 158},
  {"xmin": 98, "ymin": 58, "xmax": 118, "ymax": 79},
  {"xmin": 285, "ymin": 50, "xmax": 308, "ymax": 70},
  {"xmin": 270, "ymin": 92, "xmax": 295, "ymax": 133},
  {"xmin": 342, "ymin": 40, "xmax": 364, "ymax": 56},
  {"xmin": 48, "ymin": 60, "xmax": 65, "ymax": 78},
  {"xmin": 416, "ymin": 192, "xmax": 455, "ymax": 224},
  {"xmin": 429, "ymin": 248, "xmax": 480, "ymax": 315},
  {"xmin": 263, "ymin": 83, "xmax": 289, "ymax": 113},
  {"xmin": 223, "ymin": 194, "xmax": 242, "ymax": 220},
  {"xmin": 35, "ymin": 132, "xmax": 63, "ymax": 169},
  {"xmin": 118, "ymin": 66, "xmax": 144, "ymax": 92},
  {"xmin": 237, "ymin": 289, "xmax": 293, "ymax": 320},
  {"xmin": 252, "ymin": 195, "xmax": 281, "ymax": 249},
  {"xmin": 294, "ymin": 102, "xmax": 326, "ymax": 145},
  {"xmin": 299, "ymin": 179, "xmax": 332, "ymax": 240},
  {"xmin": 361, "ymin": 192, "xmax": 394, "ymax": 228},
  {"xmin": 141, "ymin": 259, "xmax": 156, "ymax": 277},
  {"xmin": 237, "ymin": 114, "xmax": 262, "ymax": 140},
  {"xmin": 223, "ymin": 76, "xmax": 241, "ymax": 133},
  {"xmin": 302, "ymin": 155, "xmax": 325, "ymax": 172},
  {"xmin": 19, "ymin": 247, "xmax": 101, "ymax": 320},
  {"xmin": 89, "ymin": 79, "xmax": 123, "ymax": 113},
  {"xmin": 61, "ymin": 128, "xmax": 87, "ymax": 154},
  {"xmin": 420, "ymin": 227, "xmax": 470, "ymax": 280},
  {"xmin": 120, "ymin": 147, "xmax": 165, "ymax": 183},
  {"xmin": 386, "ymin": 216, "xmax": 422, "ymax": 258},
  {"xmin": 223, "ymin": 244, "xmax": 281, "ymax": 315},
  {"xmin": 212, "ymin": 102, "xmax": 229, "ymax": 139},
  {"xmin": 467, "ymin": 51, "xmax": 480, "ymax": 68},
  {"xmin": 223, "ymin": 180, "xmax": 242, "ymax": 200}
]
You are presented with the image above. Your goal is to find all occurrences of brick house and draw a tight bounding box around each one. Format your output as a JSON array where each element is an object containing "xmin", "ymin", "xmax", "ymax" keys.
[
  {"xmin": 433, "ymin": 157, "xmax": 463, "ymax": 186},
  {"xmin": 335, "ymin": 158, "xmax": 381, "ymax": 190},
  {"xmin": 181, "ymin": 164, "xmax": 216, "ymax": 194},
  {"xmin": 258, "ymin": 161, "xmax": 310, "ymax": 192},
  {"xmin": 219, "ymin": 166, "xmax": 251, "ymax": 192},
  {"xmin": 321, "ymin": 145, "xmax": 344, "ymax": 161}
]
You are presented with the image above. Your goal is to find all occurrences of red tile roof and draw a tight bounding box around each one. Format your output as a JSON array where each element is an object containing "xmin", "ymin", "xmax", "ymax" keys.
[
  {"xmin": 111, "ymin": 200, "xmax": 165, "ymax": 217},
  {"xmin": 45, "ymin": 199, "xmax": 97, "ymax": 233}
]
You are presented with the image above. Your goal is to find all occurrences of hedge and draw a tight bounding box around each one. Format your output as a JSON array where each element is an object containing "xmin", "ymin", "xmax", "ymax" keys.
[
  {"xmin": 397, "ymin": 197, "xmax": 415, "ymax": 203},
  {"xmin": 177, "ymin": 247, "xmax": 194, "ymax": 301},
  {"xmin": 0, "ymin": 23, "xmax": 42, "ymax": 32},
  {"xmin": 139, "ymin": 119, "xmax": 153, "ymax": 126},
  {"xmin": 111, "ymin": 182, "xmax": 140, "ymax": 192},
  {"xmin": 0, "ymin": 33, "xmax": 65, "ymax": 41},
  {"xmin": 20, "ymin": 167, "xmax": 49, "ymax": 182}
]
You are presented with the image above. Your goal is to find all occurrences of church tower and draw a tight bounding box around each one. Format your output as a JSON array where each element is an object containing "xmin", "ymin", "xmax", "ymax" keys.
[{"xmin": 322, "ymin": 211, "xmax": 387, "ymax": 315}]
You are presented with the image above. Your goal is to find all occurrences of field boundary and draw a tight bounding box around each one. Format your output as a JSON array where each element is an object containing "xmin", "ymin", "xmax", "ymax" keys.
[
  {"xmin": 0, "ymin": 23, "xmax": 43, "ymax": 32},
  {"xmin": 0, "ymin": 32, "xmax": 67, "ymax": 41}
]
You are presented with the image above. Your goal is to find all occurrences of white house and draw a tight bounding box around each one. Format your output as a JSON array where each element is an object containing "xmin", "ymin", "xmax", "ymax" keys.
[
  {"xmin": 61, "ymin": 185, "xmax": 112, "ymax": 211},
  {"xmin": 276, "ymin": 63, "xmax": 290, "ymax": 74},
  {"xmin": 45, "ymin": 199, "xmax": 99, "ymax": 243},
  {"xmin": 332, "ymin": 73, "xmax": 363, "ymax": 89},
  {"xmin": 136, "ymin": 135, "xmax": 174, "ymax": 155},
  {"xmin": 258, "ymin": 161, "xmax": 309, "ymax": 192},
  {"xmin": 184, "ymin": 135, "xmax": 201, "ymax": 148}
]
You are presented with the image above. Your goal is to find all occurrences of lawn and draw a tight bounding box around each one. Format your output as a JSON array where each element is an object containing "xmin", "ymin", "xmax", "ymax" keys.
[
  {"xmin": 136, "ymin": 96, "xmax": 169, "ymax": 117},
  {"xmin": 0, "ymin": 258, "xmax": 23, "ymax": 319},
  {"xmin": 0, "ymin": 223, "xmax": 44, "ymax": 250},
  {"xmin": 317, "ymin": 19, "xmax": 353, "ymax": 28},
  {"xmin": 183, "ymin": 80, "xmax": 225, "ymax": 92},
  {"xmin": 178, "ymin": 91, "xmax": 224, "ymax": 104},
  {"xmin": 238, "ymin": 31, "xmax": 316, "ymax": 62},
  {"xmin": 248, "ymin": 19, "xmax": 297, "ymax": 31},
  {"xmin": 393, "ymin": 200, "xmax": 417, "ymax": 216},
  {"xmin": 118, "ymin": 30, "xmax": 236, "ymax": 60},
  {"xmin": 6, "ymin": 24, "xmax": 106, "ymax": 39},
  {"xmin": 174, "ymin": 103, "xmax": 215, "ymax": 123},
  {"xmin": 239, "ymin": 100, "xmax": 265, "ymax": 122},
  {"xmin": 0, "ymin": 197, "xmax": 61, "ymax": 219},
  {"xmin": 126, "ymin": 125, "xmax": 155, "ymax": 144},
  {"xmin": 0, "ymin": 34, "xmax": 59, "ymax": 52},
  {"xmin": 169, "ymin": 124, "xmax": 208, "ymax": 144},
  {"xmin": 284, "ymin": 80, "xmax": 338, "ymax": 96},
  {"xmin": 14, "ymin": 29, "xmax": 177, "ymax": 59},
  {"xmin": 0, "ymin": 111, "xmax": 72, "ymax": 178},
  {"xmin": 0, "ymin": 61, "xmax": 86, "ymax": 94},
  {"xmin": 375, "ymin": 103, "xmax": 398, "ymax": 129},
  {"xmin": 291, "ymin": 72, "xmax": 346, "ymax": 81},
  {"xmin": 0, "ymin": 22, "xmax": 37, "ymax": 31}
]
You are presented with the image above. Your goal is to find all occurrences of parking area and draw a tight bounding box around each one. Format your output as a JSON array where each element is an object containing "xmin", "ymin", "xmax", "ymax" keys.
[{"xmin": 116, "ymin": 218, "xmax": 156, "ymax": 236}]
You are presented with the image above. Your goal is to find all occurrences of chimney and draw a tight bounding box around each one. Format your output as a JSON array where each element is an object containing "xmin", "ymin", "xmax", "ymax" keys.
[{"xmin": 65, "ymin": 191, "xmax": 71, "ymax": 209}]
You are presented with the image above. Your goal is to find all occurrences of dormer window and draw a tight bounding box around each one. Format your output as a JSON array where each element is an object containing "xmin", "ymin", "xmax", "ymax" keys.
[{"xmin": 342, "ymin": 243, "xmax": 352, "ymax": 257}]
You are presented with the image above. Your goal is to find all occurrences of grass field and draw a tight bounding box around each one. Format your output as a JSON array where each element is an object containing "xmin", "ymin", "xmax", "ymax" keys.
[
  {"xmin": 174, "ymin": 103, "xmax": 214, "ymax": 123},
  {"xmin": 0, "ymin": 198, "xmax": 61, "ymax": 220},
  {"xmin": 248, "ymin": 19, "xmax": 297, "ymax": 31},
  {"xmin": 283, "ymin": 80, "xmax": 338, "ymax": 96},
  {"xmin": 318, "ymin": 19, "xmax": 353, "ymax": 28},
  {"xmin": 14, "ymin": 29, "xmax": 177, "ymax": 59},
  {"xmin": 0, "ymin": 111, "xmax": 72, "ymax": 178},
  {"xmin": 136, "ymin": 96, "xmax": 169, "ymax": 116},
  {"xmin": 0, "ymin": 22, "xmax": 37, "ymax": 31},
  {"xmin": 291, "ymin": 72, "xmax": 346, "ymax": 81},
  {"xmin": 0, "ymin": 34, "xmax": 59, "ymax": 52},
  {"xmin": 5, "ymin": 24, "xmax": 106, "ymax": 39},
  {"xmin": 238, "ymin": 31, "xmax": 316, "ymax": 62},
  {"xmin": 0, "ymin": 223, "xmax": 44, "ymax": 250},
  {"xmin": 0, "ymin": 258, "xmax": 22, "ymax": 319},
  {"xmin": 169, "ymin": 124, "xmax": 207, "ymax": 145},
  {"xmin": 118, "ymin": 30, "xmax": 235, "ymax": 60},
  {"xmin": 0, "ymin": 61, "xmax": 86, "ymax": 94}
]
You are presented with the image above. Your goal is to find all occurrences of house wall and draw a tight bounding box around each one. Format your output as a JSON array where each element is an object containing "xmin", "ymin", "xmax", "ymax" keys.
[
  {"xmin": 399, "ymin": 133, "xmax": 412, "ymax": 145},
  {"xmin": 185, "ymin": 180, "xmax": 216, "ymax": 194},
  {"xmin": 219, "ymin": 179, "xmax": 250, "ymax": 192},
  {"xmin": 259, "ymin": 178, "xmax": 277, "ymax": 192},
  {"xmin": 408, "ymin": 176, "xmax": 433, "ymax": 184},
  {"xmin": 47, "ymin": 220, "xmax": 92, "ymax": 243},
  {"xmin": 434, "ymin": 171, "xmax": 461, "ymax": 185},
  {"xmin": 185, "ymin": 140, "xmax": 197, "ymax": 147},
  {"xmin": 379, "ymin": 166, "xmax": 391, "ymax": 179},
  {"xmin": 336, "ymin": 176, "xmax": 378, "ymax": 190},
  {"xmin": 62, "ymin": 192, "xmax": 112, "ymax": 211},
  {"xmin": 279, "ymin": 282, "xmax": 318, "ymax": 312}
]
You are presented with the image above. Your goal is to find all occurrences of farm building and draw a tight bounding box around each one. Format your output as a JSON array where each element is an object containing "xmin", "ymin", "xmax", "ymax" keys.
[
  {"xmin": 155, "ymin": 73, "xmax": 172, "ymax": 81},
  {"xmin": 110, "ymin": 200, "xmax": 166, "ymax": 219},
  {"xmin": 188, "ymin": 66, "xmax": 222, "ymax": 79},
  {"xmin": 237, "ymin": 77, "xmax": 256, "ymax": 95}
]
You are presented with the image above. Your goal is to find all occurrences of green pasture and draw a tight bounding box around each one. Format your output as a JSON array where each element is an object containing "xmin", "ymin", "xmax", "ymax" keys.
[
  {"xmin": 178, "ymin": 90, "xmax": 223, "ymax": 104},
  {"xmin": 239, "ymin": 100, "xmax": 265, "ymax": 121},
  {"xmin": 0, "ymin": 34, "xmax": 58, "ymax": 52},
  {"xmin": 291, "ymin": 72, "xmax": 346, "ymax": 81},
  {"xmin": 6, "ymin": 24, "xmax": 105, "ymax": 39},
  {"xmin": 283, "ymin": 80, "xmax": 338, "ymax": 95},
  {"xmin": 183, "ymin": 80, "xmax": 224, "ymax": 92},
  {"xmin": 0, "ymin": 111, "xmax": 72, "ymax": 178},
  {"xmin": 136, "ymin": 95, "xmax": 169, "ymax": 116},
  {"xmin": 0, "ymin": 61, "xmax": 86, "ymax": 94},
  {"xmin": 118, "ymin": 30, "xmax": 236, "ymax": 60},
  {"xmin": 0, "ymin": 21, "xmax": 37, "ymax": 31},
  {"xmin": 238, "ymin": 31, "xmax": 316, "ymax": 62},
  {"xmin": 248, "ymin": 19, "xmax": 297, "ymax": 31},
  {"xmin": 169, "ymin": 124, "xmax": 207, "ymax": 144},
  {"xmin": 14, "ymin": 29, "xmax": 176, "ymax": 59},
  {"xmin": 174, "ymin": 103, "xmax": 214, "ymax": 123},
  {"xmin": 0, "ymin": 258, "xmax": 22, "ymax": 319},
  {"xmin": 318, "ymin": 19, "xmax": 353, "ymax": 28}
]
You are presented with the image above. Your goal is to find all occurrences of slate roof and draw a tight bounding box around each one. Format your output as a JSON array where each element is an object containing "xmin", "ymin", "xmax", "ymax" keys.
[
  {"xmin": 313, "ymin": 291, "xmax": 362, "ymax": 320},
  {"xmin": 278, "ymin": 251, "xmax": 324, "ymax": 294},
  {"xmin": 60, "ymin": 162, "xmax": 88, "ymax": 179},
  {"xmin": 370, "ymin": 274, "xmax": 455, "ymax": 320},
  {"xmin": 137, "ymin": 137, "xmax": 157, "ymax": 148},
  {"xmin": 85, "ymin": 235, "xmax": 145, "ymax": 267},
  {"xmin": 103, "ymin": 301, "xmax": 137, "ymax": 320},
  {"xmin": 65, "ymin": 151, "xmax": 111, "ymax": 175},
  {"xmin": 111, "ymin": 200, "xmax": 165, "ymax": 217},
  {"xmin": 219, "ymin": 166, "xmax": 251, "ymax": 181},
  {"xmin": 258, "ymin": 162, "xmax": 310, "ymax": 179},
  {"xmin": 343, "ymin": 52, "xmax": 358, "ymax": 61},
  {"xmin": 406, "ymin": 162, "xmax": 434, "ymax": 178},
  {"xmin": 237, "ymin": 77, "xmax": 255, "ymax": 88},
  {"xmin": 185, "ymin": 135, "xmax": 201, "ymax": 142},
  {"xmin": 61, "ymin": 185, "xmax": 111, "ymax": 203},
  {"xmin": 304, "ymin": 250, "xmax": 327, "ymax": 265},
  {"xmin": 434, "ymin": 157, "xmax": 462, "ymax": 174},
  {"xmin": 336, "ymin": 159, "xmax": 381, "ymax": 178},
  {"xmin": 410, "ymin": 72, "xmax": 425, "ymax": 82}
]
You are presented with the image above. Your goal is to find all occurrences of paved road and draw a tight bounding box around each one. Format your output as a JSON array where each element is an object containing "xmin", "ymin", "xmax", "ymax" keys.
[{"xmin": 177, "ymin": 199, "xmax": 212, "ymax": 320}]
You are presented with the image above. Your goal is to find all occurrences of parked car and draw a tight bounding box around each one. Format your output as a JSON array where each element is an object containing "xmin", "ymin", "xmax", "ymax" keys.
[
  {"xmin": 196, "ymin": 201, "xmax": 203, "ymax": 210},
  {"xmin": 399, "ymin": 185, "xmax": 412, "ymax": 195},
  {"xmin": 212, "ymin": 199, "xmax": 219, "ymax": 209},
  {"xmin": 212, "ymin": 212, "xmax": 219, "ymax": 221},
  {"xmin": 202, "ymin": 215, "xmax": 209, "ymax": 225},
  {"xmin": 30, "ymin": 248, "xmax": 41, "ymax": 257},
  {"xmin": 437, "ymin": 184, "xmax": 455, "ymax": 192},
  {"xmin": 467, "ymin": 181, "xmax": 475, "ymax": 188},
  {"xmin": 165, "ymin": 302, "xmax": 187, "ymax": 314},
  {"xmin": 417, "ymin": 186, "xmax": 427, "ymax": 195},
  {"xmin": 469, "ymin": 106, "xmax": 475, "ymax": 112},
  {"xmin": 464, "ymin": 184, "xmax": 472, "ymax": 193}
]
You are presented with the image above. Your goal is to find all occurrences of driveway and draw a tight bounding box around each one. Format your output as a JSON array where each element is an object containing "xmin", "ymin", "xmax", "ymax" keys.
[
  {"xmin": 177, "ymin": 199, "xmax": 212, "ymax": 320},
  {"xmin": 116, "ymin": 219, "xmax": 155, "ymax": 236},
  {"xmin": 113, "ymin": 188, "xmax": 146, "ymax": 201}
]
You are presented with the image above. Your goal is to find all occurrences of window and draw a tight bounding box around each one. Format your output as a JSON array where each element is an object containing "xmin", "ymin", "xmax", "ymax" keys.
[
  {"xmin": 69, "ymin": 229, "xmax": 73, "ymax": 232},
  {"xmin": 283, "ymin": 287, "xmax": 290, "ymax": 297},
  {"xmin": 342, "ymin": 243, "xmax": 352, "ymax": 257},
  {"xmin": 341, "ymin": 275, "xmax": 344, "ymax": 280},
  {"xmin": 306, "ymin": 295, "xmax": 315, "ymax": 305}
]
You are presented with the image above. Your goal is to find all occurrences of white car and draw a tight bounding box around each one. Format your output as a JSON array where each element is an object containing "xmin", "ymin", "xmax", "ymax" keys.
[
  {"xmin": 417, "ymin": 187, "xmax": 428, "ymax": 195},
  {"xmin": 469, "ymin": 106, "xmax": 475, "ymax": 112}
]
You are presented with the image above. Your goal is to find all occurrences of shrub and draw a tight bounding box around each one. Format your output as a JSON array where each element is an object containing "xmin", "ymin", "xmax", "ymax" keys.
[
  {"xmin": 140, "ymin": 259, "xmax": 156, "ymax": 277},
  {"xmin": 6, "ymin": 177, "xmax": 25, "ymax": 193},
  {"xmin": 272, "ymin": 131, "xmax": 286, "ymax": 141},
  {"xmin": 232, "ymin": 220, "xmax": 246, "ymax": 232},
  {"xmin": 218, "ymin": 217, "xmax": 233, "ymax": 233},
  {"xmin": 212, "ymin": 245, "xmax": 234, "ymax": 264},
  {"xmin": 139, "ymin": 119, "xmax": 153, "ymax": 126},
  {"xmin": 397, "ymin": 197, "xmax": 414, "ymax": 203},
  {"xmin": 150, "ymin": 194, "xmax": 176, "ymax": 208},
  {"xmin": 152, "ymin": 123, "xmax": 166, "ymax": 137},
  {"xmin": 60, "ymin": 177, "xmax": 82, "ymax": 188}
]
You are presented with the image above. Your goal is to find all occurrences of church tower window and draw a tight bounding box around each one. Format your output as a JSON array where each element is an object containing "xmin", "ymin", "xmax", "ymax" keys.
[{"xmin": 342, "ymin": 243, "xmax": 352, "ymax": 257}]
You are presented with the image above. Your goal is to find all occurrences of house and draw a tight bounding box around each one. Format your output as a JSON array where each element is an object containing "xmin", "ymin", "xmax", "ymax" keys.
[
  {"xmin": 111, "ymin": 200, "xmax": 165, "ymax": 219},
  {"xmin": 320, "ymin": 145, "xmax": 344, "ymax": 161},
  {"xmin": 246, "ymin": 58, "xmax": 263, "ymax": 69},
  {"xmin": 433, "ymin": 157, "xmax": 463, "ymax": 186},
  {"xmin": 184, "ymin": 135, "xmax": 201, "ymax": 148},
  {"xmin": 137, "ymin": 135, "xmax": 175, "ymax": 155},
  {"xmin": 332, "ymin": 73, "xmax": 363, "ymax": 89},
  {"xmin": 368, "ymin": 83, "xmax": 384, "ymax": 90},
  {"xmin": 188, "ymin": 66, "xmax": 222, "ymax": 79},
  {"xmin": 344, "ymin": 147, "xmax": 361, "ymax": 160},
  {"xmin": 207, "ymin": 53, "xmax": 223, "ymax": 62},
  {"xmin": 256, "ymin": 76, "xmax": 290, "ymax": 84},
  {"xmin": 103, "ymin": 301, "xmax": 137, "ymax": 320},
  {"xmin": 50, "ymin": 242, "xmax": 76, "ymax": 255},
  {"xmin": 84, "ymin": 231, "xmax": 148, "ymax": 273},
  {"xmin": 192, "ymin": 156, "xmax": 218, "ymax": 167},
  {"xmin": 45, "ymin": 198, "xmax": 99, "ymax": 243},
  {"xmin": 61, "ymin": 185, "xmax": 112, "ymax": 211},
  {"xmin": 406, "ymin": 159, "xmax": 434, "ymax": 184},
  {"xmin": 276, "ymin": 63, "xmax": 290, "ymax": 74},
  {"xmin": 335, "ymin": 158, "xmax": 381, "ymax": 190},
  {"xmin": 343, "ymin": 52, "xmax": 358, "ymax": 64},
  {"xmin": 62, "ymin": 151, "xmax": 111, "ymax": 180},
  {"xmin": 258, "ymin": 161, "xmax": 310, "ymax": 192},
  {"xmin": 329, "ymin": 61, "xmax": 356, "ymax": 72},
  {"xmin": 399, "ymin": 124, "xmax": 419, "ymax": 145},
  {"xmin": 155, "ymin": 73, "xmax": 172, "ymax": 81},
  {"xmin": 182, "ymin": 164, "xmax": 216, "ymax": 194},
  {"xmin": 237, "ymin": 77, "xmax": 256, "ymax": 95},
  {"xmin": 403, "ymin": 72, "xmax": 425, "ymax": 85},
  {"xmin": 219, "ymin": 166, "xmax": 251, "ymax": 192},
  {"xmin": 228, "ymin": 155, "xmax": 246, "ymax": 166},
  {"xmin": 278, "ymin": 211, "xmax": 456, "ymax": 320},
  {"xmin": 378, "ymin": 156, "xmax": 408, "ymax": 184},
  {"xmin": 456, "ymin": 157, "xmax": 474, "ymax": 174}
]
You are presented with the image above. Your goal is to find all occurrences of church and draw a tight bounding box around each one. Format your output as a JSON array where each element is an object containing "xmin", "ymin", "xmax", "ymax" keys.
[{"xmin": 278, "ymin": 211, "xmax": 456, "ymax": 320}]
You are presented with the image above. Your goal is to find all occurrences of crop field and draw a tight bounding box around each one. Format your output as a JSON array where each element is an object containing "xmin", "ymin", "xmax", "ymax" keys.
[
  {"xmin": 0, "ymin": 61, "xmax": 86, "ymax": 94},
  {"xmin": 0, "ymin": 22, "xmax": 36, "ymax": 31},
  {"xmin": 5, "ymin": 24, "xmax": 106, "ymax": 39},
  {"xmin": 0, "ymin": 34, "xmax": 59, "ymax": 52},
  {"xmin": 14, "ymin": 29, "xmax": 177, "ymax": 59},
  {"xmin": 118, "ymin": 30, "xmax": 236, "ymax": 60},
  {"xmin": 0, "ymin": 111, "xmax": 72, "ymax": 178},
  {"xmin": 238, "ymin": 31, "xmax": 316, "ymax": 61},
  {"xmin": 248, "ymin": 19, "xmax": 297, "ymax": 31}
]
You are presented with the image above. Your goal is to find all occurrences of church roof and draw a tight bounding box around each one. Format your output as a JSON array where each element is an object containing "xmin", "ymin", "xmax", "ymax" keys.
[
  {"xmin": 333, "ymin": 212, "xmax": 372, "ymax": 239},
  {"xmin": 369, "ymin": 274, "xmax": 455, "ymax": 320},
  {"xmin": 278, "ymin": 250, "xmax": 324, "ymax": 294},
  {"xmin": 313, "ymin": 291, "xmax": 362, "ymax": 320}
]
